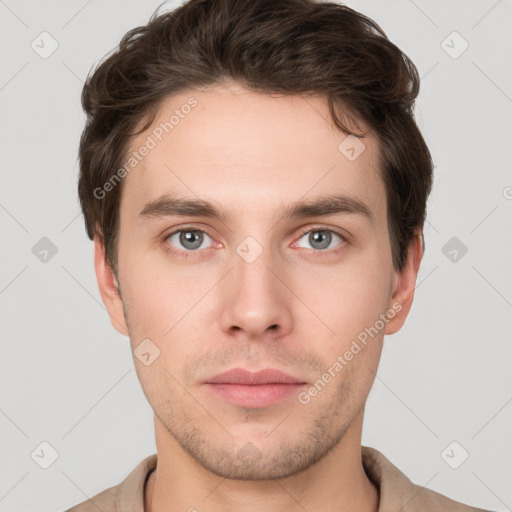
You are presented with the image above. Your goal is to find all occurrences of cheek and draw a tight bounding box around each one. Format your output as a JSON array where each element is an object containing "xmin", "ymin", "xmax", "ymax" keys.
[
  {"xmin": 118, "ymin": 240, "xmax": 204, "ymax": 333},
  {"xmin": 120, "ymin": 266, "xmax": 211, "ymax": 386},
  {"xmin": 300, "ymin": 255, "xmax": 393, "ymax": 348}
]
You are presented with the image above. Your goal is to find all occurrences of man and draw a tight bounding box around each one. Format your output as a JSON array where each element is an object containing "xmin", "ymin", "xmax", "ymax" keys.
[{"xmin": 66, "ymin": 0, "xmax": 495, "ymax": 510}]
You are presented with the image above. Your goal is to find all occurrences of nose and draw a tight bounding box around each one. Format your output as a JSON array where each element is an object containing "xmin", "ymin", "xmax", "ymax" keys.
[{"xmin": 218, "ymin": 243, "xmax": 293, "ymax": 340}]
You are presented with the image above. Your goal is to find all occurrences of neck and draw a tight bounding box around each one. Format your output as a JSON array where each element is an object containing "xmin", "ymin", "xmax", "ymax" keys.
[{"xmin": 145, "ymin": 411, "xmax": 379, "ymax": 512}]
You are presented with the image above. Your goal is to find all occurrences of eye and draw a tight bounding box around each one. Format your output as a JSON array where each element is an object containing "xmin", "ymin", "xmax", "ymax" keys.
[
  {"xmin": 165, "ymin": 228, "xmax": 213, "ymax": 252},
  {"xmin": 294, "ymin": 228, "xmax": 345, "ymax": 252}
]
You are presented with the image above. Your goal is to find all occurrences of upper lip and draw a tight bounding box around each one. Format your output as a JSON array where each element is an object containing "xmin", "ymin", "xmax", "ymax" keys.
[{"xmin": 204, "ymin": 368, "xmax": 306, "ymax": 385}]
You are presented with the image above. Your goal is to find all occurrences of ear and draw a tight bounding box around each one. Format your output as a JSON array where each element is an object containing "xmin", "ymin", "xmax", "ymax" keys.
[
  {"xmin": 385, "ymin": 233, "xmax": 424, "ymax": 335},
  {"xmin": 93, "ymin": 235, "xmax": 129, "ymax": 336}
]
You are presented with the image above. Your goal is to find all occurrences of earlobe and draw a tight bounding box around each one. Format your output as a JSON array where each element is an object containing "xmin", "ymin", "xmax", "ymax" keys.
[
  {"xmin": 385, "ymin": 233, "xmax": 423, "ymax": 336},
  {"xmin": 93, "ymin": 236, "xmax": 129, "ymax": 336}
]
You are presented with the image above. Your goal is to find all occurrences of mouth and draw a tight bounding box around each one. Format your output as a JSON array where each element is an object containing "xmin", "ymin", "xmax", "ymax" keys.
[{"xmin": 203, "ymin": 368, "xmax": 308, "ymax": 408}]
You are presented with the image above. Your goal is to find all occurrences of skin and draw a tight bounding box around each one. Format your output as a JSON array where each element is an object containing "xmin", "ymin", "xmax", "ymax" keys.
[{"xmin": 95, "ymin": 80, "xmax": 422, "ymax": 512}]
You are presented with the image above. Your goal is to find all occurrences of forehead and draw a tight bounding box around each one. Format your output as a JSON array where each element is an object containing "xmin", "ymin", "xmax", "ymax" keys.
[{"xmin": 120, "ymin": 82, "xmax": 386, "ymax": 223}]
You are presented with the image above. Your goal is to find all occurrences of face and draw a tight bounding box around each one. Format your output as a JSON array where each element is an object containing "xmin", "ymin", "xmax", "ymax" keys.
[{"xmin": 95, "ymin": 81, "xmax": 420, "ymax": 480}]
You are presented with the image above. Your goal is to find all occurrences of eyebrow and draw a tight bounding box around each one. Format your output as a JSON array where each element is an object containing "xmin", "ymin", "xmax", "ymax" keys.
[{"xmin": 138, "ymin": 192, "xmax": 374, "ymax": 224}]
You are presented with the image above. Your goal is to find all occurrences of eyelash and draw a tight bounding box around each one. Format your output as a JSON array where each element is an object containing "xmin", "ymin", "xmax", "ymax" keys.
[{"xmin": 162, "ymin": 226, "xmax": 347, "ymax": 259}]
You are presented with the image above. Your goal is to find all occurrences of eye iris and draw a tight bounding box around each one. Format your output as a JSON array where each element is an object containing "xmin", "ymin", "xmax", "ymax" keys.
[
  {"xmin": 180, "ymin": 230, "xmax": 203, "ymax": 250},
  {"xmin": 310, "ymin": 230, "xmax": 331, "ymax": 250}
]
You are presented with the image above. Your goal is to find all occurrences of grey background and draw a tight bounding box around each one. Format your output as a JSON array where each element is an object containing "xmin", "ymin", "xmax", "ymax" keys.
[{"xmin": 0, "ymin": 0, "xmax": 511, "ymax": 511}]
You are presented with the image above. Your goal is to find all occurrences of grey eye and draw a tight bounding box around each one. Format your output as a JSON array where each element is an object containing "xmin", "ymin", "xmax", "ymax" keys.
[
  {"xmin": 296, "ymin": 230, "xmax": 342, "ymax": 251},
  {"xmin": 167, "ymin": 229, "xmax": 212, "ymax": 251}
]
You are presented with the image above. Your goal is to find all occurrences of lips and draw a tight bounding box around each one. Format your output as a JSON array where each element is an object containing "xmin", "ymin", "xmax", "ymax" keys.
[
  {"xmin": 203, "ymin": 368, "xmax": 307, "ymax": 408},
  {"xmin": 204, "ymin": 368, "xmax": 306, "ymax": 385}
]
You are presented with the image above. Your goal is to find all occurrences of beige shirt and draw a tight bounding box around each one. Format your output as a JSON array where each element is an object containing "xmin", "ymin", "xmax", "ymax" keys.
[{"xmin": 65, "ymin": 446, "xmax": 494, "ymax": 512}]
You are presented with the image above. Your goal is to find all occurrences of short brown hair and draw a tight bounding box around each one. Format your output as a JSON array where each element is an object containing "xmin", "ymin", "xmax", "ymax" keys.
[{"xmin": 78, "ymin": 0, "xmax": 433, "ymax": 276}]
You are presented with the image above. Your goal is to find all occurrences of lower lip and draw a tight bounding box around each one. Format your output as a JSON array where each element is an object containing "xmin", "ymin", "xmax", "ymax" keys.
[{"xmin": 204, "ymin": 383, "xmax": 307, "ymax": 408}]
